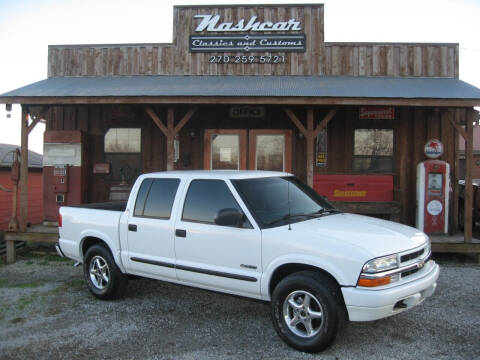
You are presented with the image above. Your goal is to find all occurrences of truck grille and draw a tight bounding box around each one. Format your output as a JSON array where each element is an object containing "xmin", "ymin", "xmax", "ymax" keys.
[
  {"xmin": 401, "ymin": 252, "xmax": 431, "ymax": 279},
  {"xmin": 400, "ymin": 248, "xmax": 424, "ymax": 263}
]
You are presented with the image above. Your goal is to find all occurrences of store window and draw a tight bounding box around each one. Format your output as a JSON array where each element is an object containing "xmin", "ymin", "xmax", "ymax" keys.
[
  {"xmin": 105, "ymin": 128, "xmax": 141, "ymax": 153},
  {"xmin": 104, "ymin": 128, "xmax": 142, "ymax": 184},
  {"xmin": 353, "ymin": 129, "xmax": 394, "ymax": 173}
]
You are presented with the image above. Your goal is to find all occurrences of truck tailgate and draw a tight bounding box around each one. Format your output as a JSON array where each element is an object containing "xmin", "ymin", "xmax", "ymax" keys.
[{"xmin": 59, "ymin": 206, "xmax": 123, "ymax": 262}]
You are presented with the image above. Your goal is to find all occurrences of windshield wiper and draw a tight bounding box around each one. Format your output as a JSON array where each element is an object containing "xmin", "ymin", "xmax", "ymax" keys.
[
  {"xmin": 267, "ymin": 213, "xmax": 319, "ymax": 226},
  {"xmin": 311, "ymin": 208, "xmax": 343, "ymax": 216}
]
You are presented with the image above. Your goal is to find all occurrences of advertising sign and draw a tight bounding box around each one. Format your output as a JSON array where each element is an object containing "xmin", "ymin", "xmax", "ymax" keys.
[
  {"xmin": 424, "ymin": 139, "xmax": 444, "ymax": 159},
  {"xmin": 359, "ymin": 107, "xmax": 395, "ymax": 120}
]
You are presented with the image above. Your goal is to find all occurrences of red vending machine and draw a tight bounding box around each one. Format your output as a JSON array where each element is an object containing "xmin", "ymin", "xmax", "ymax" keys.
[
  {"xmin": 43, "ymin": 131, "xmax": 87, "ymax": 222},
  {"xmin": 416, "ymin": 139, "xmax": 450, "ymax": 234}
]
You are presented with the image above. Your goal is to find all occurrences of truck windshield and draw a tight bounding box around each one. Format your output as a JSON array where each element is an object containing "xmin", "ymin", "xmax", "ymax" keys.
[{"xmin": 232, "ymin": 176, "xmax": 338, "ymax": 228}]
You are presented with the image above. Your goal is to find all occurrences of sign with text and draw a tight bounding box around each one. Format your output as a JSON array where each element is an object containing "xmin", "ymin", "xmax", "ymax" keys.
[
  {"xmin": 194, "ymin": 14, "xmax": 302, "ymax": 32},
  {"xmin": 359, "ymin": 107, "xmax": 395, "ymax": 120},
  {"xmin": 316, "ymin": 128, "xmax": 327, "ymax": 167},
  {"xmin": 229, "ymin": 106, "xmax": 265, "ymax": 118},
  {"xmin": 190, "ymin": 34, "xmax": 306, "ymax": 53}
]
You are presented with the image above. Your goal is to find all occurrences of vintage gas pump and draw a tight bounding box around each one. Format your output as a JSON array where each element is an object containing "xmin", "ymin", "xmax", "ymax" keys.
[
  {"xmin": 416, "ymin": 139, "xmax": 450, "ymax": 234},
  {"xmin": 43, "ymin": 131, "xmax": 86, "ymax": 222}
]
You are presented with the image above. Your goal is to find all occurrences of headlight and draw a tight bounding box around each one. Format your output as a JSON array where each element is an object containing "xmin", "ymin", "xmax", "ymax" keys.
[{"xmin": 362, "ymin": 254, "xmax": 399, "ymax": 274}]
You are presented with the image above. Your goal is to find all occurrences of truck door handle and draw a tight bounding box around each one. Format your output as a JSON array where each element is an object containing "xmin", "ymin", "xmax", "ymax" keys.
[
  {"xmin": 175, "ymin": 229, "xmax": 186, "ymax": 237},
  {"xmin": 128, "ymin": 224, "xmax": 137, "ymax": 232}
]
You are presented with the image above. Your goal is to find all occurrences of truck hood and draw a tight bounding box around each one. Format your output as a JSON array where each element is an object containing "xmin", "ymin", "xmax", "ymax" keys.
[{"xmin": 291, "ymin": 213, "xmax": 428, "ymax": 258}]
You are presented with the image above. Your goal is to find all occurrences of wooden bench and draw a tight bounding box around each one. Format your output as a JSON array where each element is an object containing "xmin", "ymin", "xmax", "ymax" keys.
[
  {"xmin": 4, "ymin": 225, "xmax": 58, "ymax": 264},
  {"xmin": 331, "ymin": 201, "xmax": 401, "ymax": 222}
]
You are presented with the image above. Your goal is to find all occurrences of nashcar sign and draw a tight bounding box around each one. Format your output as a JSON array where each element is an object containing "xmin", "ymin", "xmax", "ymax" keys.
[
  {"xmin": 190, "ymin": 14, "xmax": 306, "ymax": 53},
  {"xmin": 194, "ymin": 14, "xmax": 302, "ymax": 32}
]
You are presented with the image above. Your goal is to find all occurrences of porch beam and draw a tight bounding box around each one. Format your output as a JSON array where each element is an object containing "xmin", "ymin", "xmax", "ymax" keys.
[
  {"xmin": 145, "ymin": 107, "xmax": 168, "ymax": 136},
  {"xmin": 3, "ymin": 96, "xmax": 480, "ymax": 107},
  {"xmin": 283, "ymin": 108, "xmax": 308, "ymax": 137},
  {"xmin": 174, "ymin": 107, "xmax": 197, "ymax": 134},
  {"xmin": 19, "ymin": 106, "xmax": 28, "ymax": 233},
  {"xmin": 306, "ymin": 108, "xmax": 315, "ymax": 187},
  {"xmin": 447, "ymin": 114, "xmax": 467, "ymax": 140},
  {"xmin": 313, "ymin": 109, "xmax": 336, "ymax": 138},
  {"xmin": 27, "ymin": 106, "xmax": 49, "ymax": 134},
  {"xmin": 166, "ymin": 108, "xmax": 175, "ymax": 171},
  {"xmin": 464, "ymin": 108, "xmax": 475, "ymax": 243}
]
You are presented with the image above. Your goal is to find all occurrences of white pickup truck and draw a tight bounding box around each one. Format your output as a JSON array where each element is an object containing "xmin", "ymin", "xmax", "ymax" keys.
[{"xmin": 57, "ymin": 171, "xmax": 439, "ymax": 352}]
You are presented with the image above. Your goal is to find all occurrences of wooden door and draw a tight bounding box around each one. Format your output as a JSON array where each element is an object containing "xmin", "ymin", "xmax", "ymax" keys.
[
  {"xmin": 248, "ymin": 129, "xmax": 292, "ymax": 172},
  {"xmin": 204, "ymin": 129, "xmax": 247, "ymax": 170}
]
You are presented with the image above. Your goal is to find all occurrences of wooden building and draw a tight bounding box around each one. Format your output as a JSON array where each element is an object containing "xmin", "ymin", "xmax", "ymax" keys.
[
  {"xmin": 1, "ymin": 4, "xmax": 480, "ymax": 259},
  {"xmin": 0, "ymin": 144, "xmax": 43, "ymax": 230}
]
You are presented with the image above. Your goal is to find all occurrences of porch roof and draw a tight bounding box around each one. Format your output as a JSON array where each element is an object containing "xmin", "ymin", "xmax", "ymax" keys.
[{"xmin": 1, "ymin": 75, "xmax": 480, "ymax": 106}]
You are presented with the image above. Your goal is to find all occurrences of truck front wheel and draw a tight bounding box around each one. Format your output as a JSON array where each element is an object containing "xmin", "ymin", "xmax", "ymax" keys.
[
  {"xmin": 83, "ymin": 244, "xmax": 128, "ymax": 300},
  {"xmin": 271, "ymin": 271, "xmax": 345, "ymax": 352}
]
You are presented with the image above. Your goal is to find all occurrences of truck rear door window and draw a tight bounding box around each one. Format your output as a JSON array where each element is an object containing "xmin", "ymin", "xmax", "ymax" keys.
[
  {"xmin": 134, "ymin": 178, "xmax": 180, "ymax": 219},
  {"xmin": 182, "ymin": 179, "xmax": 241, "ymax": 224}
]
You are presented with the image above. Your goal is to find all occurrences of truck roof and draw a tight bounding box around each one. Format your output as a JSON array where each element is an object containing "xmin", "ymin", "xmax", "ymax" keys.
[{"xmin": 140, "ymin": 170, "xmax": 291, "ymax": 180}]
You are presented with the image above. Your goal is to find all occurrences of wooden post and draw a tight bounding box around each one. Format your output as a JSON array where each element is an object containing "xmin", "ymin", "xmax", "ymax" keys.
[
  {"xmin": 306, "ymin": 108, "xmax": 315, "ymax": 187},
  {"xmin": 145, "ymin": 106, "xmax": 197, "ymax": 172},
  {"xmin": 452, "ymin": 110, "xmax": 460, "ymax": 232},
  {"xmin": 284, "ymin": 108, "xmax": 336, "ymax": 188},
  {"xmin": 166, "ymin": 107, "xmax": 175, "ymax": 171},
  {"xmin": 464, "ymin": 108, "xmax": 474, "ymax": 243},
  {"xmin": 19, "ymin": 106, "xmax": 28, "ymax": 232}
]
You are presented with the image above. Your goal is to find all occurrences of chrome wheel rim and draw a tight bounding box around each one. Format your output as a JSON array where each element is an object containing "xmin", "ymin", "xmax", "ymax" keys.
[
  {"xmin": 89, "ymin": 256, "xmax": 110, "ymax": 290},
  {"xmin": 282, "ymin": 290, "xmax": 324, "ymax": 338}
]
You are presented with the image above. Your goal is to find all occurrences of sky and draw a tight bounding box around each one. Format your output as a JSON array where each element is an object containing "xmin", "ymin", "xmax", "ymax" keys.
[{"xmin": 0, "ymin": 0, "xmax": 479, "ymax": 154}]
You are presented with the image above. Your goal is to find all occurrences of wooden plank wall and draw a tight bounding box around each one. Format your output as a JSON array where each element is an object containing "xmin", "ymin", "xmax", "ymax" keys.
[
  {"xmin": 44, "ymin": 104, "xmax": 465, "ymax": 228},
  {"xmin": 314, "ymin": 107, "xmax": 462, "ymax": 226},
  {"xmin": 0, "ymin": 170, "xmax": 43, "ymax": 230},
  {"xmin": 48, "ymin": 5, "xmax": 324, "ymax": 77},
  {"xmin": 46, "ymin": 5, "xmax": 459, "ymax": 78},
  {"xmin": 324, "ymin": 43, "xmax": 458, "ymax": 78}
]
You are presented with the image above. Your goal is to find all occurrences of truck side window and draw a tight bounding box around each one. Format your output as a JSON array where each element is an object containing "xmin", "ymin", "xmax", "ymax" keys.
[
  {"xmin": 182, "ymin": 179, "xmax": 242, "ymax": 225},
  {"xmin": 133, "ymin": 179, "xmax": 153, "ymax": 216},
  {"xmin": 134, "ymin": 178, "xmax": 180, "ymax": 219}
]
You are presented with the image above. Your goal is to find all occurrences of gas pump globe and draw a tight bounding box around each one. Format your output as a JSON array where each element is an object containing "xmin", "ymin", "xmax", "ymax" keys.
[{"xmin": 416, "ymin": 139, "xmax": 450, "ymax": 234}]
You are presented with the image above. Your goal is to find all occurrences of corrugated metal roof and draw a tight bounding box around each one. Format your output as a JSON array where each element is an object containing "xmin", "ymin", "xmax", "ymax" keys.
[
  {"xmin": 1, "ymin": 75, "xmax": 480, "ymax": 99},
  {"xmin": 0, "ymin": 144, "xmax": 42, "ymax": 168}
]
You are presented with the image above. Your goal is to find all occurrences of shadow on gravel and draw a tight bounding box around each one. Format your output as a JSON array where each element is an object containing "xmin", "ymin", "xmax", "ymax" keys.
[{"xmin": 0, "ymin": 251, "xmax": 479, "ymax": 360}]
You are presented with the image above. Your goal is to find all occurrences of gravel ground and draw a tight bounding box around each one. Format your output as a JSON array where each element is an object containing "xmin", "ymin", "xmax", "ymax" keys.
[{"xmin": 0, "ymin": 252, "xmax": 479, "ymax": 360}]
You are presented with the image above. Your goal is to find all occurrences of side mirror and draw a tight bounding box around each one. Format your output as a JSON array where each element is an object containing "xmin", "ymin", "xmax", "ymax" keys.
[{"xmin": 214, "ymin": 208, "xmax": 244, "ymax": 227}]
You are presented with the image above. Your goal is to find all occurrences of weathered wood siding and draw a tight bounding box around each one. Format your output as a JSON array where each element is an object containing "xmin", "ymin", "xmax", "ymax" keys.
[
  {"xmin": 47, "ymin": 5, "xmax": 458, "ymax": 78},
  {"xmin": 313, "ymin": 107, "xmax": 462, "ymax": 226},
  {"xmin": 0, "ymin": 169, "xmax": 43, "ymax": 230},
  {"xmin": 44, "ymin": 104, "xmax": 465, "ymax": 228},
  {"xmin": 48, "ymin": 5, "xmax": 325, "ymax": 77},
  {"xmin": 324, "ymin": 43, "xmax": 458, "ymax": 78}
]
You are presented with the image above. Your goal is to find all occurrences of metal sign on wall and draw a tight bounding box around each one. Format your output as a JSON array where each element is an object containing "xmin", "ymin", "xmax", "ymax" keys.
[
  {"xmin": 190, "ymin": 14, "xmax": 306, "ymax": 54},
  {"xmin": 190, "ymin": 34, "xmax": 306, "ymax": 52},
  {"xmin": 359, "ymin": 107, "xmax": 395, "ymax": 120}
]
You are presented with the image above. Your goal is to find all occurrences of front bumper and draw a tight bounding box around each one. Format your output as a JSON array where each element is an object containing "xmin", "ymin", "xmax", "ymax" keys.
[{"xmin": 342, "ymin": 260, "xmax": 440, "ymax": 321}]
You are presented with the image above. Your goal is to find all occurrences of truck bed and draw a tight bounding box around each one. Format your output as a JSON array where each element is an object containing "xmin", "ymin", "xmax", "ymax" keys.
[{"xmin": 70, "ymin": 201, "xmax": 127, "ymax": 212}]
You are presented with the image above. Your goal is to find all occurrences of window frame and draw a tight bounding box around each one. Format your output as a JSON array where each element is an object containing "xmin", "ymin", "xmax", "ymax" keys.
[
  {"xmin": 181, "ymin": 178, "xmax": 251, "ymax": 228},
  {"xmin": 132, "ymin": 178, "xmax": 180, "ymax": 220},
  {"xmin": 352, "ymin": 127, "xmax": 395, "ymax": 174},
  {"xmin": 104, "ymin": 127, "xmax": 142, "ymax": 154}
]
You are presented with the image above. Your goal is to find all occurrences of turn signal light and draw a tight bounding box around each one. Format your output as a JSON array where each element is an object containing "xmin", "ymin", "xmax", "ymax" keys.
[
  {"xmin": 357, "ymin": 276, "xmax": 391, "ymax": 287},
  {"xmin": 58, "ymin": 213, "xmax": 62, "ymax": 228}
]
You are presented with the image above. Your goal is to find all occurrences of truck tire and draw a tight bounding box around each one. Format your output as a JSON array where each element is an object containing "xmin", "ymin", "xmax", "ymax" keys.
[
  {"xmin": 83, "ymin": 244, "xmax": 128, "ymax": 300},
  {"xmin": 271, "ymin": 270, "xmax": 345, "ymax": 353}
]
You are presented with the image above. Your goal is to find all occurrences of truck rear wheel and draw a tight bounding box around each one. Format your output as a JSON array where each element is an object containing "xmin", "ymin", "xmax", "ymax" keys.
[
  {"xmin": 83, "ymin": 244, "xmax": 128, "ymax": 300},
  {"xmin": 271, "ymin": 271, "xmax": 345, "ymax": 352}
]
